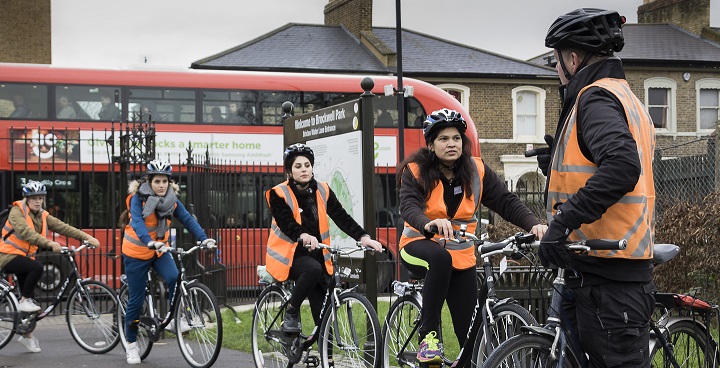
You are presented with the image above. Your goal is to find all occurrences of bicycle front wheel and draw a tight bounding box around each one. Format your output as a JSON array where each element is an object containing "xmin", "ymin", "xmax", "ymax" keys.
[
  {"xmin": 66, "ymin": 280, "xmax": 120, "ymax": 354},
  {"xmin": 382, "ymin": 294, "xmax": 421, "ymax": 368},
  {"xmin": 484, "ymin": 333, "xmax": 580, "ymax": 368},
  {"xmin": 0, "ymin": 290, "xmax": 17, "ymax": 349},
  {"xmin": 175, "ymin": 282, "xmax": 223, "ymax": 368},
  {"xmin": 251, "ymin": 284, "xmax": 290, "ymax": 368},
  {"xmin": 650, "ymin": 318, "xmax": 719, "ymax": 368},
  {"xmin": 319, "ymin": 291, "xmax": 381, "ymax": 368},
  {"xmin": 117, "ymin": 284, "xmax": 153, "ymax": 360},
  {"xmin": 471, "ymin": 302, "xmax": 537, "ymax": 367}
]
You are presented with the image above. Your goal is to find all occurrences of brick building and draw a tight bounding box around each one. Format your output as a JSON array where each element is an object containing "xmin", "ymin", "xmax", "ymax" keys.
[{"xmin": 0, "ymin": 0, "xmax": 51, "ymax": 64}]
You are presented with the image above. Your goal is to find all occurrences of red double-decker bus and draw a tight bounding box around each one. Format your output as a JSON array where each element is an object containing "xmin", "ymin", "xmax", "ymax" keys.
[{"xmin": 0, "ymin": 63, "xmax": 479, "ymax": 296}]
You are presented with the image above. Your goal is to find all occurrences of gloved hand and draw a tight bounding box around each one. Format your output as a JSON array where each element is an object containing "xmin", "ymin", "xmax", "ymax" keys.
[
  {"xmin": 539, "ymin": 219, "xmax": 572, "ymax": 269},
  {"xmin": 48, "ymin": 241, "xmax": 62, "ymax": 254},
  {"xmin": 201, "ymin": 238, "xmax": 217, "ymax": 249},
  {"xmin": 537, "ymin": 134, "xmax": 554, "ymax": 176},
  {"xmin": 147, "ymin": 241, "xmax": 166, "ymax": 249}
]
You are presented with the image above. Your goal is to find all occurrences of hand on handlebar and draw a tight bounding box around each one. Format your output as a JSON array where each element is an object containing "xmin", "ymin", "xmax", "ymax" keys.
[
  {"xmin": 299, "ymin": 233, "xmax": 319, "ymax": 250},
  {"xmin": 48, "ymin": 241, "xmax": 62, "ymax": 254},
  {"xmin": 539, "ymin": 220, "xmax": 572, "ymax": 269},
  {"xmin": 201, "ymin": 238, "xmax": 217, "ymax": 249},
  {"xmin": 85, "ymin": 236, "xmax": 100, "ymax": 248},
  {"xmin": 424, "ymin": 218, "xmax": 454, "ymax": 239},
  {"xmin": 147, "ymin": 241, "xmax": 169, "ymax": 253},
  {"xmin": 359, "ymin": 236, "xmax": 383, "ymax": 252}
]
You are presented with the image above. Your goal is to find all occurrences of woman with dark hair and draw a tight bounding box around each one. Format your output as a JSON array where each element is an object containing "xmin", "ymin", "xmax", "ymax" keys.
[{"xmin": 397, "ymin": 108, "xmax": 547, "ymax": 363}]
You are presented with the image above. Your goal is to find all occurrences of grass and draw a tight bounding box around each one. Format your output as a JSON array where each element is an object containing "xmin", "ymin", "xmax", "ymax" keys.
[{"xmin": 220, "ymin": 300, "xmax": 462, "ymax": 359}]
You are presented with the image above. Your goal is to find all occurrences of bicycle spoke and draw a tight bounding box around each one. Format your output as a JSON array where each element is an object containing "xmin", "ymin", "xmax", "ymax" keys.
[{"xmin": 66, "ymin": 281, "xmax": 120, "ymax": 354}]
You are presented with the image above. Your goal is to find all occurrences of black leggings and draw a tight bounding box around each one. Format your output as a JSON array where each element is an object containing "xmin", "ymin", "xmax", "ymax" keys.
[
  {"xmin": 287, "ymin": 254, "xmax": 328, "ymax": 326},
  {"xmin": 3, "ymin": 256, "xmax": 44, "ymax": 299},
  {"xmin": 401, "ymin": 240, "xmax": 478, "ymax": 346}
]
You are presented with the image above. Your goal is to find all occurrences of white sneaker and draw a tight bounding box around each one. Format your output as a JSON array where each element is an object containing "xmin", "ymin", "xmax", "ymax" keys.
[
  {"xmin": 167, "ymin": 317, "xmax": 191, "ymax": 335},
  {"xmin": 17, "ymin": 299, "xmax": 41, "ymax": 313},
  {"xmin": 126, "ymin": 341, "xmax": 141, "ymax": 364},
  {"xmin": 18, "ymin": 336, "xmax": 41, "ymax": 352}
]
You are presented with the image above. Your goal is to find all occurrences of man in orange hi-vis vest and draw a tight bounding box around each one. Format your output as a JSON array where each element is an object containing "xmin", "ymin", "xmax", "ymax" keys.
[{"xmin": 532, "ymin": 8, "xmax": 657, "ymax": 368}]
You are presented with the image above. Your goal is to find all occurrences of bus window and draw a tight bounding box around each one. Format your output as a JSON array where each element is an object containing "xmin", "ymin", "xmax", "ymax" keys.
[
  {"xmin": 54, "ymin": 86, "xmax": 122, "ymax": 121},
  {"xmin": 202, "ymin": 90, "xmax": 257, "ymax": 125},
  {"xmin": 129, "ymin": 88, "xmax": 195, "ymax": 123},
  {"xmin": 407, "ymin": 98, "xmax": 426, "ymax": 128},
  {"xmin": 0, "ymin": 83, "xmax": 47, "ymax": 120}
]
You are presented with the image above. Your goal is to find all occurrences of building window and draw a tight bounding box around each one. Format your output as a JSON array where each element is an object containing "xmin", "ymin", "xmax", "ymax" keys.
[
  {"xmin": 644, "ymin": 77, "xmax": 676, "ymax": 132},
  {"xmin": 696, "ymin": 79, "xmax": 720, "ymax": 132},
  {"xmin": 436, "ymin": 84, "xmax": 469, "ymax": 111},
  {"xmin": 512, "ymin": 86, "xmax": 545, "ymax": 141}
]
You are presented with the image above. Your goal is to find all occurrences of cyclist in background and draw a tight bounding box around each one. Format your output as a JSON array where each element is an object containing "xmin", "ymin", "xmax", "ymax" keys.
[
  {"xmin": 397, "ymin": 108, "xmax": 547, "ymax": 364},
  {"xmin": 119, "ymin": 160, "xmax": 216, "ymax": 365},
  {"xmin": 0, "ymin": 180, "xmax": 100, "ymax": 353},
  {"xmin": 537, "ymin": 8, "xmax": 656, "ymax": 368},
  {"xmin": 265, "ymin": 143, "xmax": 383, "ymax": 335}
]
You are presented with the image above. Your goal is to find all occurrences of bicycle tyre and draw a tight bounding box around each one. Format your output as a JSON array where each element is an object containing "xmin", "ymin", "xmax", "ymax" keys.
[
  {"xmin": 650, "ymin": 318, "xmax": 719, "ymax": 368},
  {"xmin": 66, "ymin": 280, "xmax": 120, "ymax": 354},
  {"xmin": 175, "ymin": 282, "xmax": 223, "ymax": 368},
  {"xmin": 484, "ymin": 333, "xmax": 581, "ymax": 368},
  {"xmin": 0, "ymin": 290, "xmax": 17, "ymax": 349},
  {"xmin": 319, "ymin": 291, "xmax": 382, "ymax": 368},
  {"xmin": 382, "ymin": 294, "xmax": 422, "ymax": 368},
  {"xmin": 471, "ymin": 301, "xmax": 537, "ymax": 367},
  {"xmin": 117, "ymin": 284, "xmax": 153, "ymax": 360},
  {"xmin": 251, "ymin": 284, "xmax": 290, "ymax": 368}
]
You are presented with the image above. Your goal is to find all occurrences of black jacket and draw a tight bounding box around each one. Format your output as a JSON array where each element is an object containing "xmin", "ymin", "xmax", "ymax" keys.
[{"xmin": 549, "ymin": 57, "xmax": 653, "ymax": 285}]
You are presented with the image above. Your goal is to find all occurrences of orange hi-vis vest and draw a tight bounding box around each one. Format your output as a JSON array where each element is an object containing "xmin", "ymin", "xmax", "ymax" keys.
[
  {"xmin": 1, "ymin": 200, "xmax": 48, "ymax": 259},
  {"xmin": 547, "ymin": 78, "xmax": 656, "ymax": 260},
  {"xmin": 265, "ymin": 181, "xmax": 333, "ymax": 282},
  {"xmin": 122, "ymin": 194, "xmax": 176, "ymax": 260},
  {"xmin": 399, "ymin": 157, "xmax": 485, "ymax": 270}
]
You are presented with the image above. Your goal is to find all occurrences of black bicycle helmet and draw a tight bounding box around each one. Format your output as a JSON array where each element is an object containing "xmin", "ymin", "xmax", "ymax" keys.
[
  {"xmin": 283, "ymin": 143, "xmax": 314, "ymax": 171},
  {"xmin": 146, "ymin": 159, "xmax": 173, "ymax": 176},
  {"xmin": 422, "ymin": 108, "xmax": 467, "ymax": 143},
  {"xmin": 22, "ymin": 180, "xmax": 47, "ymax": 197},
  {"xmin": 545, "ymin": 8, "xmax": 625, "ymax": 55}
]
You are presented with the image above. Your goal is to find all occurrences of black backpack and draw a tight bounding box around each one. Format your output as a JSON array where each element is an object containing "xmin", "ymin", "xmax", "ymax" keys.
[{"xmin": 0, "ymin": 205, "xmax": 14, "ymax": 241}]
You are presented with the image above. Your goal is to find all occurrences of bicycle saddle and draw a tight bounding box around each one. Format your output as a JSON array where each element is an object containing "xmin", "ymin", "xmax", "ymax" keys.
[{"xmin": 652, "ymin": 243, "xmax": 680, "ymax": 265}]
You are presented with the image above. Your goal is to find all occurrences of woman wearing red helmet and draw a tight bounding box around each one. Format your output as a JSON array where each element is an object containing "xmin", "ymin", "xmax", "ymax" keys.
[{"xmin": 397, "ymin": 108, "xmax": 546, "ymax": 363}]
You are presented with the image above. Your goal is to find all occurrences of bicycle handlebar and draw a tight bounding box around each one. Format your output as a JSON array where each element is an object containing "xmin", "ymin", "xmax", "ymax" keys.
[
  {"xmin": 567, "ymin": 238, "xmax": 627, "ymax": 251},
  {"xmin": 296, "ymin": 239, "xmax": 383, "ymax": 254},
  {"xmin": 146, "ymin": 241, "xmax": 218, "ymax": 255},
  {"xmin": 60, "ymin": 240, "xmax": 94, "ymax": 254}
]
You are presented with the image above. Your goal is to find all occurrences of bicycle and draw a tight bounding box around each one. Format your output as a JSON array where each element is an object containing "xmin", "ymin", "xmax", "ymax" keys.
[
  {"xmin": 482, "ymin": 239, "xmax": 698, "ymax": 368},
  {"xmin": 117, "ymin": 241, "xmax": 223, "ymax": 368},
  {"xmin": 251, "ymin": 241, "xmax": 382, "ymax": 368},
  {"xmin": 0, "ymin": 240, "xmax": 120, "ymax": 354},
  {"xmin": 383, "ymin": 227, "xmax": 539, "ymax": 368}
]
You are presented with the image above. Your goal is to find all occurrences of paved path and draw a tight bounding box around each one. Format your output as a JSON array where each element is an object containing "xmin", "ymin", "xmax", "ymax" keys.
[{"xmin": 0, "ymin": 315, "xmax": 255, "ymax": 367}]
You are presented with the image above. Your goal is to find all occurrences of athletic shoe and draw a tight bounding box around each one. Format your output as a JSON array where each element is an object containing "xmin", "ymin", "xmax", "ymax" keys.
[
  {"xmin": 17, "ymin": 299, "xmax": 41, "ymax": 313},
  {"xmin": 18, "ymin": 336, "xmax": 41, "ymax": 353},
  {"xmin": 167, "ymin": 317, "xmax": 191, "ymax": 334},
  {"xmin": 416, "ymin": 331, "xmax": 442, "ymax": 363},
  {"xmin": 126, "ymin": 341, "xmax": 141, "ymax": 364}
]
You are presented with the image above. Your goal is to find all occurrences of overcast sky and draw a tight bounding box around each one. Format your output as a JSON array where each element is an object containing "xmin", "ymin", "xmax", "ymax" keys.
[{"xmin": 51, "ymin": 0, "xmax": 719, "ymax": 69}]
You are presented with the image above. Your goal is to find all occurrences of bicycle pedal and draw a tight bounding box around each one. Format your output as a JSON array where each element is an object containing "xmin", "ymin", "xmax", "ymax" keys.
[{"xmin": 302, "ymin": 355, "xmax": 319, "ymax": 367}]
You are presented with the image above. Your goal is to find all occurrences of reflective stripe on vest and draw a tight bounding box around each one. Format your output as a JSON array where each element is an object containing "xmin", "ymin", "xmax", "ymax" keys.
[
  {"xmin": 264, "ymin": 181, "xmax": 332, "ymax": 282},
  {"xmin": 121, "ymin": 194, "xmax": 175, "ymax": 260},
  {"xmin": 399, "ymin": 157, "xmax": 485, "ymax": 269},
  {"xmin": 0, "ymin": 200, "xmax": 48, "ymax": 259},
  {"xmin": 547, "ymin": 78, "xmax": 655, "ymax": 260}
]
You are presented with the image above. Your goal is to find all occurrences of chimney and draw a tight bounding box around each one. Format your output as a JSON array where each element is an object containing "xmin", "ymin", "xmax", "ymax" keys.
[
  {"xmin": 324, "ymin": 0, "xmax": 373, "ymax": 38},
  {"xmin": 637, "ymin": 0, "xmax": 711, "ymax": 35}
]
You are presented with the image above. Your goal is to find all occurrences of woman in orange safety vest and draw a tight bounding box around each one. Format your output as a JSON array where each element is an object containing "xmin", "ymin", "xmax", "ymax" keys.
[
  {"xmin": 0, "ymin": 180, "xmax": 100, "ymax": 353},
  {"xmin": 265, "ymin": 143, "xmax": 382, "ymax": 334},
  {"xmin": 397, "ymin": 108, "xmax": 547, "ymax": 364}
]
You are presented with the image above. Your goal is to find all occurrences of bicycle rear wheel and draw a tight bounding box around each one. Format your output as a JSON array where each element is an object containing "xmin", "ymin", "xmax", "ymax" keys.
[
  {"xmin": 382, "ymin": 294, "xmax": 421, "ymax": 367},
  {"xmin": 471, "ymin": 302, "xmax": 537, "ymax": 367},
  {"xmin": 484, "ymin": 333, "xmax": 580, "ymax": 368},
  {"xmin": 66, "ymin": 280, "xmax": 120, "ymax": 354},
  {"xmin": 319, "ymin": 291, "xmax": 381, "ymax": 368},
  {"xmin": 175, "ymin": 282, "xmax": 223, "ymax": 368},
  {"xmin": 117, "ymin": 284, "xmax": 153, "ymax": 360},
  {"xmin": 650, "ymin": 318, "xmax": 719, "ymax": 368},
  {"xmin": 251, "ymin": 284, "xmax": 290, "ymax": 368},
  {"xmin": 0, "ymin": 290, "xmax": 17, "ymax": 349}
]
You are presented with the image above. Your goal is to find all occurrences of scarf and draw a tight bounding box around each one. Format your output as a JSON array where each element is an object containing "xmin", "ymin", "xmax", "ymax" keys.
[{"xmin": 138, "ymin": 182, "xmax": 176, "ymax": 240}]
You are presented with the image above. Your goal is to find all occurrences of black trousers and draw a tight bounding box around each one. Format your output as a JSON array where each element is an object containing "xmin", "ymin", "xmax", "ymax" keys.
[
  {"xmin": 3, "ymin": 255, "xmax": 44, "ymax": 299},
  {"xmin": 563, "ymin": 281, "xmax": 656, "ymax": 368},
  {"xmin": 287, "ymin": 253, "xmax": 329, "ymax": 326},
  {"xmin": 400, "ymin": 240, "xmax": 477, "ymax": 346}
]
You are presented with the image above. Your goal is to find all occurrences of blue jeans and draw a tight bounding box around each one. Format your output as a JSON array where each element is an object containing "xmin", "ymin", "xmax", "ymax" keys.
[{"xmin": 123, "ymin": 253, "xmax": 178, "ymax": 343}]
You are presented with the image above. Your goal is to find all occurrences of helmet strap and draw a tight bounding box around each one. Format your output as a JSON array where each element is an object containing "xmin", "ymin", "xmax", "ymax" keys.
[{"xmin": 557, "ymin": 51, "xmax": 574, "ymax": 83}]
